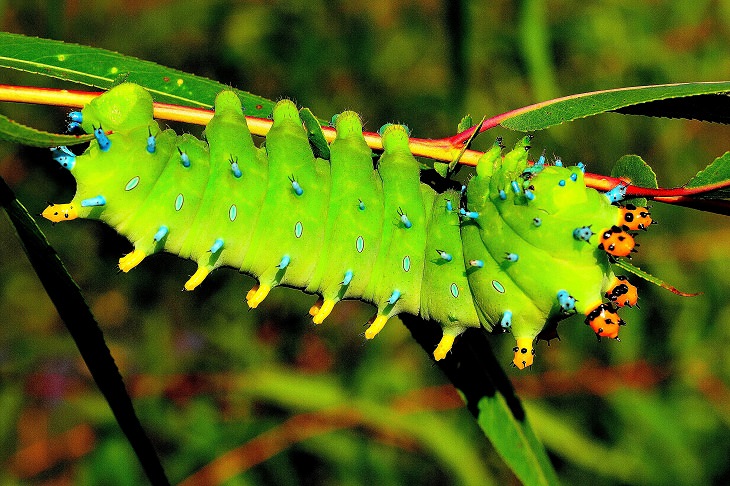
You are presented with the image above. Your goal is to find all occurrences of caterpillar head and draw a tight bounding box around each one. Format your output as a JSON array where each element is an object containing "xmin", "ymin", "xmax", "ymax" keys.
[{"xmin": 512, "ymin": 337, "xmax": 535, "ymax": 369}]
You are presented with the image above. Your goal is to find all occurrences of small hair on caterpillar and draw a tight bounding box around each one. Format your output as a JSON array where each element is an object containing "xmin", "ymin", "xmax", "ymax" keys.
[{"xmin": 41, "ymin": 83, "xmax": 656, "ymax": 370}]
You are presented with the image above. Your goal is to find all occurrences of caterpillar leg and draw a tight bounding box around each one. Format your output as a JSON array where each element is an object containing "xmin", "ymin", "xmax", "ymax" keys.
[
  {"xmin": 184, "ymin": 266, "xmax": 210, "ymax": 291},
  {"xmin": 42, "ymin": 203, "xmax": 78, "ymax": 223},
  {"xmin": 433, "ymin": 327, "xmax": 465, "ymax": 361},
  {"xmin": 118, "ymin": 249, "xmax": 146, "ymax": 273},
  {"xmin": 309, "ymin": 297, "xmax": 324, "ymax": 317},
  {"xmin": 365, "ymin": 314, "xmax": 389, "ymax": 339},
  {"xmin": 247, "ymin": 283, "xmax": 271, "ymax": 309},
  {"xmin": 312, "ymin": 299, "xmax": 336, "ymax": 324}
]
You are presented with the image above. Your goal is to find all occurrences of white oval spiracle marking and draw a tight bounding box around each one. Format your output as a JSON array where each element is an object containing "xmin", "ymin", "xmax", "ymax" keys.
[
  {"xmin": 294, "ymin": 221, "xmax": 303, "ymax": 238},
  {"xmin": 125, "ymin": 176, "xmax": 140, "ymax": 191},
  {"xmin": 175, "ymin": 194, "xmax": 184, "ymax": 211},
  {"xmin": 356, "ymin": 236, "xmax": 364, "ymax": 253},
  {"xmin": 229, "ymin": 204, "xmax": 237, "ymax": 222}
]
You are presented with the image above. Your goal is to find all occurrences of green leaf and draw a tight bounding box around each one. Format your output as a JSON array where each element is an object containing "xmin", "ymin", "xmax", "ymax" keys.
[
  {"xmin": 0, "ymin": 176, "xmax": 169, "ymax": 484},
  {"xmin": 685, "ymin": 152, "xmax": 730, "ymax": 198},
  {"xmin": 498, "ymin": 82, "xmax": 730, "ymax": 131},
  {"xmin": 0, "ymin": 113, "xmax": 93, "ymax": 147},
  {"xmin": 457, "ymin": 114, "xmax": 474, "ymax": 133},
  {"xmin": 400, "ymin": 319, "xmax": 560, "ymax": 486},
  {"xmin": 0, "ymin": 32, "xmax": 275, "ymax": 116},
  {"xmin": 610, "ymin": 155, "xmax": 658, "ymax": 207},
  {"xmin": 300, "ymin": 107, "xmax": 330, "ymax": 160},
  {"xmin": 614, "ymin": 260, "xmax": 700, "ymax": 297}
]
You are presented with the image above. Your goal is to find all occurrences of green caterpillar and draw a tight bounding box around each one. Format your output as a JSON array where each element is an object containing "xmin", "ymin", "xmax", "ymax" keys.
[{"xmin": 43, "ymin": 83, "xmax": 650, "ymax": 369}]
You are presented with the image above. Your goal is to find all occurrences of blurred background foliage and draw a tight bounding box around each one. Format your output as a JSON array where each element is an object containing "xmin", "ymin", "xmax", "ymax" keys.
[{"xmin": 1, "ymin": 0, "xmax": 729, "ymax": 484}]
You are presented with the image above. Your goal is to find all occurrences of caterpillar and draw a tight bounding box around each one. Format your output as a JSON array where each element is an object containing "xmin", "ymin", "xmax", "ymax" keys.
[{"xmin": 42, "ymin": 83, "xmax": 653, "ymax": 369}]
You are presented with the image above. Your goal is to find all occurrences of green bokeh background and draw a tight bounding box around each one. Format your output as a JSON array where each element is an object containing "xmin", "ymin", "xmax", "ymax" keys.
[{"xmin": 1, "ymin": 1, "xmax": 729, "ymax": 484}]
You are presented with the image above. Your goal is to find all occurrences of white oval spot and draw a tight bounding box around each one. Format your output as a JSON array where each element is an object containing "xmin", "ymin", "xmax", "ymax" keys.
[
  {"xmin": 294, "ymin": 221, "xmax": 303, "ymax": 238},
  {"xmin": 450, "ymin": 283, "xmax": 459, "ymax": 298},
  {"xmin": 125, "ymin": 176, "xmax": 140, "ymax": 191},
  {"xmin": 229, "ymin": 204, "xmax": 237, "ymax": 222},
  {"xmin": 175, "ymin": 193, "xmax": 184, "ymax": 211},
  {"xmin": 402, "ymin": 255, "xmax": 411, "ymax": 272},
  {"xmin": 356, "ymin": 236, "xmax": 364, "ymax": 253},
  {"xmin": 492, "ymin": 280, "xmax": 505, "ymax": 293}
]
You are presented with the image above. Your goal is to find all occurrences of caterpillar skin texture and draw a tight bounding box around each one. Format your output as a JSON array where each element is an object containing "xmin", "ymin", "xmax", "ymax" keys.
[{"xmin": 43, "ymin": 83, "xmax": 649, "ymax": 369}]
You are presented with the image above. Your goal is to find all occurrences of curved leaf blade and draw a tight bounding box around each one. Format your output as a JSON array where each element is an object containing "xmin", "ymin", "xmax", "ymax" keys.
[
  {"xmin": 0, "ymin": 32, "xmax": 275, "ymax": 116},
  {"xmin": 610, "ymin": 155, "xmax": 658, "ymax": 207},
  {"xmin": 496, "ymin": 82, "xmax": 730, "ymax": 132},
  {"xmin": 0, "ymin": 113, "xmax": 93, "ymax": 147}
]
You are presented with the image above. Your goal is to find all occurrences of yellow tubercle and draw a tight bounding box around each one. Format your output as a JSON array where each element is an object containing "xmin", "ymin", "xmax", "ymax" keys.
[
  {"xmin": 309, "ymin": 297, "xmax": 324, "ymax": 317},
  {"xmin": 312, "ymin": 299, "xmax": 335, "ymax": 325},
  {"xmin": 433, "ymin": 334, "xmax": 456, "ymax": 361},
  {"xmin": 42, "ymin": 203, "xmax": 78, "ymax": 223},
  {"xmin": 512, "ymin": 337, "xmax": 535, "ymax": 370},
  {"xmin": 184, "ymin": 267, "xmax": 210, "ymax": 291},
  {"xmin": 118, "ymin": 249, "xmax": 146, "ymax": 273},
  {"xmin": 365, "ymin": 315, "xmax": 389, "ymax": 340},
  {"xmin": 247, "ymin": 284, "xmax": 271, "ymax": 309}
]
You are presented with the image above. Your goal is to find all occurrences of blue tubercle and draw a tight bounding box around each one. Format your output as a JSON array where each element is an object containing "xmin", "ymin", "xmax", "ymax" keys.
[
  {"xmin": 80, "ymin": 195, "xmax": 106, "ymax": 207},
  {"xmin": 511, "ymin": 181, "xmax": 521, "ymax": 194},
  {"xmin": 209, "ymin": 238, "xmax": 224, "ymax": 253},
  {"xmin": 554, "ymin": 158, "xmax": 563, "ymax": 167},
  {"xmin": 436, "ymin": 250, "xmax": 453, "ymax": 262},
  {"xmin": 557, "ymin": 290, "xmax": 576, "ymax": 312},
  {"xmin": 469, "ymin": 260, "xmax": 484, "ymax": 268},
  {"xmin": 93, "ymin": 125, "xmax": 111, "ymax": 151},
  {"xmin": 536, "ymin": 153, "xmax": 546, "ymax": 166},
  {"xmin": 577, "ymin": 162, "xmax": 586, "ymax": 173},
  {"xmin": 398, "ymin": 208, "xmax": 412, "ymax": 229},
  {"xmin": 50, "ymin": 146, "xmax": 76, "ymax": 170},
  {"xmin": 230, "ymin": 156, "xmax": 242, "ymax": 178},
  {"xmin": 146, "ymin": 127, "xmax": 156, "ymax": 153},
  {"xmin": 504, "ymin": 252, "xmax": 519, "ymax": 262},
  {"xmin": 330, "ymin": 114, "xmax": 339, "ymax": 127},
  {"xmin": 445, "ymin": 199, "xmax": 453, "ymax": 212},
  {"xmin": 459, "ymin": 208, "xmax": 479, "ymax": 220},
  {"xmin": 289, "ymin": 176, "xmax": 303, "ymax": 196},
  {"xmin": 358, "ymin": 199, "xmax": 365, "ymax": 211},
  {"xmin": 461, "ymin": 185, "xmax": 467, "ymax": 195},
  {"xmin": 67, "ymin": 111, "xmax": 83, "ymax": 131},
  {"xmin": 500, "ymin": 310, "xmax": 512, "ymax": 329},
  {"xmin": 277, "ymin": 255, "xmax": 291, "ymax": 269},
  {"xmin": 524, "ymin": 190, "xmax": 535, "ymax": 201},
  {"xmin": 558, "ymin": 180, "xmax": 566, "ymax": 187},
  {"xmin": 387, "ymin": 290, "xmax": 401, "ymax": 305},
  {"xmin": 570, "ymin": 173, "xmax": 578, "ymax": 182},
  {"xmin": 153, "ymin": 225, "xmax": 169, "ymax": 242},
  {"xmin": 498, "ymin": 189, "xmax": 507, "ymax": 200},
  {"xmin": 573, "ymin": 226, "xmax": 593, "ymax": 242},
  {"xmin": 604, "ymin": 183, "xmax": 628, "ymax": 203},
  {"xmin": 533, "ymin": 217, "xmax": 542, "ymax": 227},
  {"xmin": 342, "ymin": 270, "xmax": 354, "ymax": 286},
  {"xmin": 178, "ymin": 148, "xmax": 191, "ymax": 167}
]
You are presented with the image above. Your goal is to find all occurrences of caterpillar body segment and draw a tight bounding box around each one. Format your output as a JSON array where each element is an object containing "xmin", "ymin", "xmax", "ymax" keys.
[{"xmin": 42, "ymin": 83, "xmax": 652, "ymax": 368}]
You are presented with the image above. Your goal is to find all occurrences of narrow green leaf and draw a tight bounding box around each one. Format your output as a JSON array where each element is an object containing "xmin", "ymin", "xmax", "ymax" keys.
[
  {"xmin": 401, "ymin": 319, "xmax": 560, "ymax": 486},
  {"xmin": 0, "ymin": 113, "xmax": 93, "ymax": 147},
  {"xmin": 498, "ymin": 82, "xmax": 730, "ymax": 131},
  {"xmin": 0, "ymin": 32, "xmax": 275, "ymax": 116},
  {"xmin": 614, "ymin": 260, "xmax": 701, "ymax": 297},
  {"xmin": 610, "ymin": 155, "xmax": 658, "ymax": 207},
  {"xmin": 457, "ymin": 114, "xmax": 474, "ymax": 133},
  {"xmin": 300, "ymin": 108, "xmax": 330, "ymax": 160},
  {"xmin": 0, "ymin": 176, "xmax": 169, "ymax": 485},
  {"xmin": 685, "ymin": 152, "xmax": 730, "ymax": 197}
]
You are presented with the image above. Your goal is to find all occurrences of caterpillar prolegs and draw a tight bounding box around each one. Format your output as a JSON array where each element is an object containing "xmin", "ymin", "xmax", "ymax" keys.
[{"xmin": 43, "ymin": 83, "xmax": 651, "ymax": 369}]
